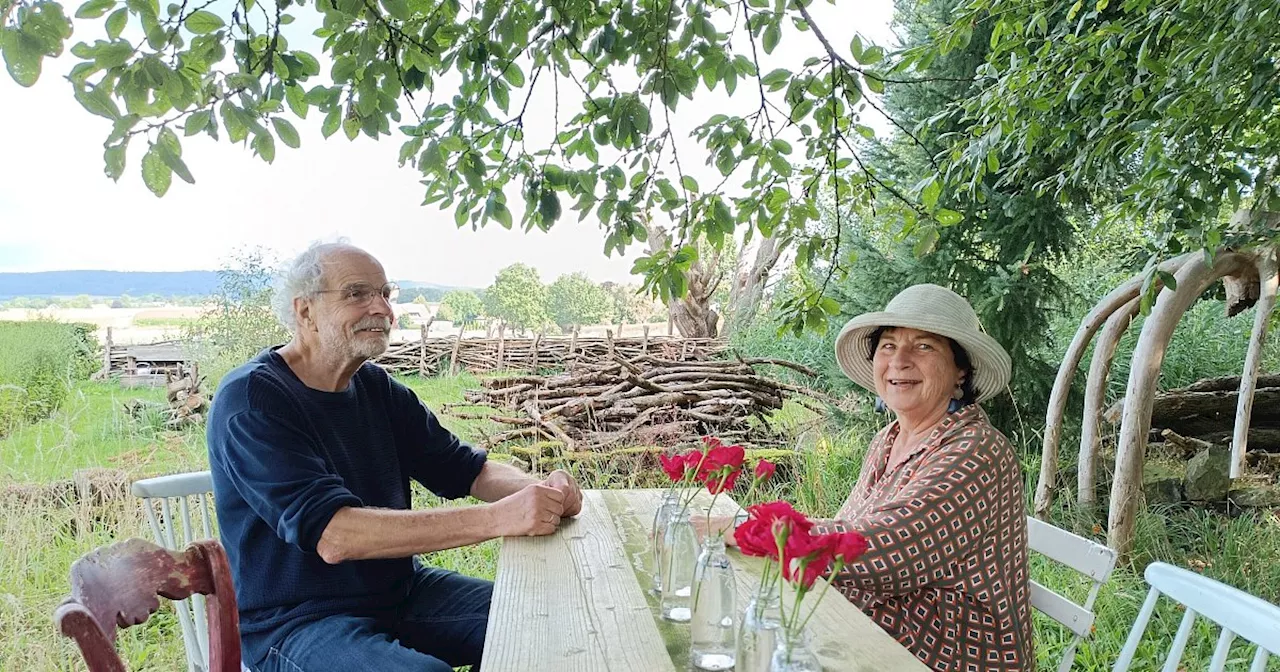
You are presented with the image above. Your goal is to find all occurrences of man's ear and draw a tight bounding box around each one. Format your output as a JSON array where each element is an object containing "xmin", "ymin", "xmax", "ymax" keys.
[{"xmin": 295, "ymin": 296, "xmax": 317, "ymax": 332}]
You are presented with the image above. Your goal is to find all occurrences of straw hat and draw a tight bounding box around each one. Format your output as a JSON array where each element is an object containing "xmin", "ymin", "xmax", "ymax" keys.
[{"xmin": 834, "ymin": 284, "xmax": 1011, "ymax": 404}]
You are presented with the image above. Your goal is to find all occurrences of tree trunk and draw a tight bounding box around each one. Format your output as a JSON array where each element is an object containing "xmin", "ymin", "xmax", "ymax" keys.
[
  {"xmin": 644, "ymin": 220, "xmax": 722, "ymax": 338},
  {"xmin": 723, "ymin": 233, "xmax": 785, "ymax": 336}
]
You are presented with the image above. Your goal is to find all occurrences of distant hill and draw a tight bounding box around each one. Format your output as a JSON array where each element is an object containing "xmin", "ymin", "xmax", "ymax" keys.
[
  {"xmin": 0, "ymin": 271, "xmax": 220, "ymax": 299},
  {"xmin": 0, "ymin": 270, "xmax": 475, "ymax": 300}
]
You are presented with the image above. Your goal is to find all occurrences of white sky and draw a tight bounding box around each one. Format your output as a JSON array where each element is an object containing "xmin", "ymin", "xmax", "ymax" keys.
[{"xmin": 0, "ymin": 1, "xmax": 896, "ymax": 288}]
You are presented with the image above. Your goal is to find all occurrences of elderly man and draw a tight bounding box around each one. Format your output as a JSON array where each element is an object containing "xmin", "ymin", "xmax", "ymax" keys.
[{"xmin": 207, "ymin": 242, "xmax": 582, "ymax": 672}]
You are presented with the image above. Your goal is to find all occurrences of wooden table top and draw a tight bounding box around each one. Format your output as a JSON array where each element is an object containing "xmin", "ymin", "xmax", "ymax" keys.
[{"xmin": 481, "ymin": 488, "xmax": 928, "ymax": 671}]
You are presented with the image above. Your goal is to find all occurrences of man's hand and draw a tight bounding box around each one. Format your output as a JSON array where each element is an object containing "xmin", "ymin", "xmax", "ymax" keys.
[
  {"xmin": 543, "ymin": 469, "xmax": 583, "ymax": 517},
  {"xmin": 490, "ymin": 483, "xmax": 566, "ymax": 537}
]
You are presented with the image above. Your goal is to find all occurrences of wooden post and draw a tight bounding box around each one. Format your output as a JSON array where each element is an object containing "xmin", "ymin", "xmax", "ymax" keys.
[
  {"xmin": 1232, "ymin": 248, "xmax": 1278, "ymax": 478},
  {"xmin": 102, "ymin": 326, "xmax": 113, "ymax": 376},
  {"xmin": 1078, "ymin": 296, "xmax": 1140, "ymax": 509},
  {"xmin": 606, "ymin": 329, "xmax": 615, "ymax": 360},
  {"xmin": 568, "ymin": 327, "xmax": 579, "ymax": 371},
  {"xmin": 1109, "ymin": 251, "xmax": 1249, "ymax": 558},
  {"xmin": 642, "ymin": 325, "xmax": 650, "ymax": 353},
  {"xmin": 668, "ymin": 312, "xmax": 674, "ymax": 336},
  {"xmin": 496, "ymin": 323, "xmax": 506, "ymax": 371},
  {"xmin": 419, "ymin": 324, "xmax": 428, "ymax": 376},
  {"xmin": 531, "ymin": 333, "xmax": 542, "ymax": 373},
  {"xmin": 450, "ymin": 323, "xmax": 464, "ymax": 376},
  {"xmin": 1033, "ymin": 252, "xmax": 1194, "ymax": 520}
]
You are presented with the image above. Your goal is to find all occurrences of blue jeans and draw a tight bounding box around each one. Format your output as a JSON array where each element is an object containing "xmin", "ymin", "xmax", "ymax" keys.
[{"xmin": 251, "ymin": 567, "xmax": 492, "ymax": 672}]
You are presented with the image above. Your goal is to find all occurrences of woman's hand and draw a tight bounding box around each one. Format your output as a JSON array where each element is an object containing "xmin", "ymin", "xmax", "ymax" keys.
[{"xmin": 691, "ymin": 515, "xmax": 740, "ymax": 547}]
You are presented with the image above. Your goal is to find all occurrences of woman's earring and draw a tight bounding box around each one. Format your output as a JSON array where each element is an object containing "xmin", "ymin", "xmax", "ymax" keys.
[
  {"xmin": 947, "ymin": 398, "xmax": 962, "ymax": 413},
  {"xmin": 873, "ymin": 397, "xmax": 887, "ymax": 413}
]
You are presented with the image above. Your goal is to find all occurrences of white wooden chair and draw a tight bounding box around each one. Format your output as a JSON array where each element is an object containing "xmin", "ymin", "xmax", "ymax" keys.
[
  {"xmin": 1114, "ymin": 561, "xmax": 1280, "ymax": 672},
  {"xmin": 131, "ymin": 470, "xmax": 217, "ymax": 672},
  {"xmin": 1027, "ymin": 517, "xmax": 1119, "ymax": 672}
]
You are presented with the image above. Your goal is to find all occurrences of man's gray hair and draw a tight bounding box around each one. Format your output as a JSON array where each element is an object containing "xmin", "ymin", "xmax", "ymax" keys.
[{"xmin": 272, "ymin": 239, "xmax": 353, "ymax": 333}]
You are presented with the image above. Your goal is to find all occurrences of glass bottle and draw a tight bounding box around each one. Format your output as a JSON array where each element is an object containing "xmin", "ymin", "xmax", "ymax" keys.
[
  {"xmin": 689, "ymin": 536, "xmax": 737, "ymax": 671},
  {"xmin": 737, "ymin": 583, "xmax": 782, "ymax": 672},
  {"xmin": 770, "ymin": 626, "xmax": 821, "ymax": 672},
  {"xmin": 649, "ymin": 490, "xmax": 681, "ymax": 594},
  {"xmin": 659, "ymin": 509, "xmax": 697, "ymax": 622}
]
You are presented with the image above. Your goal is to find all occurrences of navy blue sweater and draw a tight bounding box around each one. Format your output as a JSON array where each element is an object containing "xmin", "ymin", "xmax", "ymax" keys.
[{"xmin": 206, "ymin": 348, "xmax": 487, "ymax": 638}]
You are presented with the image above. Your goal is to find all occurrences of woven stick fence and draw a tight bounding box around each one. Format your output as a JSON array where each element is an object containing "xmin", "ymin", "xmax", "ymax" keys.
[{"xmin": 374, "ymin": 325, "xmax": 729, "ymax": 376}]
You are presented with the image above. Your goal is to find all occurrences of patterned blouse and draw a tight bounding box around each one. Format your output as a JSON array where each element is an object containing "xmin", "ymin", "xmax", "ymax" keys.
[{"xmin": 813, "ymin": 404, "xmax": 1034, "ymax": 671}]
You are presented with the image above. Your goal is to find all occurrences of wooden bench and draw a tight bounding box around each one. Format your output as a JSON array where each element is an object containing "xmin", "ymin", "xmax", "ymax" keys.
[{"xmin": 482, "ymin": 488, "xmax": 929, "ymax": 671}]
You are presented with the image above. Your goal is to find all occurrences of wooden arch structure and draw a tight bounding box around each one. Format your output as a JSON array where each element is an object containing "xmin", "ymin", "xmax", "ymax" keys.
[{"xmin": 1035, "ymin": 228, "xmax": 1279, "ymax": 558}]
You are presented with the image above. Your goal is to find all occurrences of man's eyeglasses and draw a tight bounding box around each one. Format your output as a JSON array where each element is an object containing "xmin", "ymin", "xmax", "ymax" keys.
[{"xmin": 314, "ymin": 282, "xmax": 400, "ymax": 307}]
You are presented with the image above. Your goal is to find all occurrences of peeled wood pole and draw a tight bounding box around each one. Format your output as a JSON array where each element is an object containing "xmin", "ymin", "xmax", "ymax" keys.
[
  {"xmin": 531, "ymin": 333, "xmax": 542, "ymax": 373},
  {"xmin": 568, "ymin": 327, "xmax": 579, "ymax": 371},
  {"xmin": 1034, "ymin": 252, "xmax": 1193, "ymax": 520},
  {"xmin": 419, "ymin": 324, "xmax": 428, "ymax": 376},
  {"xmin": 496, "ymin": 323, "xmax": 506, "ymax": 370},
  {"xmin": 642, "ymin": 325, "xmax": 650, "ymax": 352},
  {"xmin": 1232, "ymin": 247, "xmax": 1278, "ymax": 478},
  {"xmin": 1078, "ymin": 296, "xmax": 1141, "ymax": 509},
  {"xmin": 1109, "ymin": 252, "xmax": 1249, "ymax": 557},
  {"xmin": 450, "ymin": 324, "xmax": 464, "ymax": 376}
]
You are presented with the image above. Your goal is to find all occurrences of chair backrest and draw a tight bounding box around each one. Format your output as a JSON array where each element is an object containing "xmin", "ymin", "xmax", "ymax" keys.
[
  {"xmin": 54, "ymin": 538, "xmax": 241, "ymax": 672},
  {"xmin": 1027, "ymin": 517, "xmax": 1119, "ymax": 672},
  {"xmin": 1114, "ymin": 561, "xmax": 1280, "ymax": 672},
  {"xmin": 131, "ymin": 471, "xmax": 216, "ymax": 672}
]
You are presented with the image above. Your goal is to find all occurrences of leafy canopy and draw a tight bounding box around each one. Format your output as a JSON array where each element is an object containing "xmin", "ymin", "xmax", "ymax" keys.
[
  {"xmin": 484, "ymin": 263, "xmax": 549, "ymax": 331},
  {"xmin": 438, "ymin": 288, "xmax": 484, "ymax": 326},
  {"xmin": 1, "ymin": 0, "xmax": 955, "ymax": 332},
  {"xmin": 547, "ymin": 272, "xmax": 613, "ymax": 329},
  {"xmin": 914, "ymin": 0, "xmax": 1280, "ymax": 264}
]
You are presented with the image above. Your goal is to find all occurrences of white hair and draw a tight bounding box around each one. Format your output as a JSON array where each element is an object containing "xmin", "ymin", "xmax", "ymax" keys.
[{"xmin": 272, "ymin": 239, "xmax": 355, "ymax": 334}]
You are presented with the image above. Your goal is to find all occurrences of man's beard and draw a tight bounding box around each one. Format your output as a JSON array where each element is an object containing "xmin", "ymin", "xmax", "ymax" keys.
[{"xmin": 320, "ymin": 317, "xmax": 391, "ymax": 361}]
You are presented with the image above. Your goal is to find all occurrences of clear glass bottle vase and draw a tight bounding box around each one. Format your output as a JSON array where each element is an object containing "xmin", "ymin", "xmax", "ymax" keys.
[
  {"xmin": 649, "ymin": 490, "xmax": 682, "ymax": 594},
  {"xmin": 689, "ymin": 536, "xmax": 737, "ymax": 671},
  {"xmin": 736, "ymin": 583, "xmax": 782, "ymax": 672},
  {"xmin": 769, "ymin": 626, "xmax": 822, "ymax": 672},
  {"xmin": 659, "ymin": 509, "xmax": 697, "ymax": 622}
]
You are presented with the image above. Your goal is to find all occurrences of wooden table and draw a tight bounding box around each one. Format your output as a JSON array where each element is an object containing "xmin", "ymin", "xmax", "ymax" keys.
[{"xmin": 482, "ymin": 489, "xmax": 929, "ymax": 671}]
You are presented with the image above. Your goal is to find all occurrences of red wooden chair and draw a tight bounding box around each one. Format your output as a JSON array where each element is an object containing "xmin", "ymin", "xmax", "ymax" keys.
[{"xmin": 54, "ymin": 537, "xmax": 242, "ymax": 672}]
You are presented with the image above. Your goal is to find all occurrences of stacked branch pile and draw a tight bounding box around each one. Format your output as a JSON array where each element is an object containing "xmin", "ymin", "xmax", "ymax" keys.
[{"xmin": 447, "ymin": 355, "xmax": 834, "ymax": 451}]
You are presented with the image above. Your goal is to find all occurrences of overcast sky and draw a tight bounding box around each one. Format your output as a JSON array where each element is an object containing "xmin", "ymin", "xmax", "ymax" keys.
[{"xmin": 0, "ymin": 1, "xmax": 897, "ymax": 287}]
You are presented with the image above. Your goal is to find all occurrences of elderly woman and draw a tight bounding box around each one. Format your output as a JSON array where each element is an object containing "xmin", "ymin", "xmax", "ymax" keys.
[{"xmin": 815, "ymin": 283, "xmax": 1034, "ymax": 671}]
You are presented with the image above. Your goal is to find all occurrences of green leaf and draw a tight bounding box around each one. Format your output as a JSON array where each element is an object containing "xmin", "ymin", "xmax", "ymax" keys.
[
  {"xmin": 681, "ymin": 175, "xmax": 699, "ymax": 193},
  {"xmin": 2, "ymin": 30, "xmax": 43, "ymax": 87},
  {"xmin": 184, "ymin": 109, "xmax": 211, "ymax": 136},
  {"xmin": 1156, "ymin": 270, "xmax": 1178, "ymax": 291},
  {"xmin": 74, "ymin": 84, "xmax": 121, "ymax": 119},
  {"xmin": 380, "ymin": 0, "xmax": 410, "ymax": 20},
  {"xmin": 141, "ymin": 144, "xmax": 172, "ymax": 196},
  {"xmin": 858, "ymin": 46, "xmax": 884, "ymax": 65},
  {"xmin": 94, "ymin": 40, "xmax": 134, "ymax": 68},
  {"xmin": 913, "ymin": 226, "xmax": 940, "ymax": 256},
  {"xmin": 104, "ymin": 144, "xmax": 126, "ymax": 181},
  {"xmin": 761, "ymin": 68, "xmax": 790, "ymax": 88},
  {"xmin": 285, "ymin": 85, "xmax": 307, "ymax": 118},
  {"xmin": 272, "ymin": 117, "xmax": 300, "ymax": 148},
  {"xmin": 252, "ymin": 131, "xmax": 276, "ymax": 163},
  {"xmin": 763, "ymin": 24, "xmax": 781, "ymax": 54},
  {"xmin": 75, "ymin": 0, "xmax": 116, "ymax": 19},
  {"xmin": 921, "ymin": 178, "xmax": 941, "ymax": 210},
  {"xmin": 503, "ymin": 63, "xmax": 525, "ymax": 88},
  {"xmin": 935, "ymin": 208, "xmax": 963, "ymax": 226},
  {"xmin": 321, "ymin": 107, "xmax": 340, "ymax": 138},
  {"xmin": 184, "ymin": 11, "xmax": 224, "ymax": 35},
  {"xmin": 105, "ymin": 8, "xmax": 129, "ymax": 40}
]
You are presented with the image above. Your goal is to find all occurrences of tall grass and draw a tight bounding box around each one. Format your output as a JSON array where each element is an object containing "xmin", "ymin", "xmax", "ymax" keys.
[{"xmin": 0, "ymin": 321, "xmax": 98, "ymax": 437}]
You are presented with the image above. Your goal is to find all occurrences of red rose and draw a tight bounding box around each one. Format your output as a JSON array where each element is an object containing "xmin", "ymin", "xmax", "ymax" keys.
[
  {"xmin": 754, "ymin": 459, "xmax": 777, "ymax": 482},
  {"xmin": 782, "ymin": 531, "xmax": 837, "ymax": 589},
  {"xmin": 682, "ymin": 450, "xmax": 705, "ymax": 479},
  {"xmin": 733, "ymin": 517, "xmax": 778, "ymax": 559},
  {"xmin": 659, "ymin": 453, "xmax": 686, "ymax": 481},
  {"xmin": 833, "ymin": 531, "xmax": 869, "ymax": 563},
  {"xmin": 701, "ymin": 436, "xmax": 724, "ymax": 451},
  {"xmin": 748, "ymin": 501, "xmax": 814, "ymax": 534},
  {"xmin": 705, "ymin": 466, "xmax": 741, "ymax": 494}
]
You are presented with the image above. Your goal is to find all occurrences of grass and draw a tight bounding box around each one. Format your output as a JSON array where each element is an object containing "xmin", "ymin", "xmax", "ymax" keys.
[{"xmin": 3, "ymin": 371, "xmax": 1280, "ymax": 671}]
